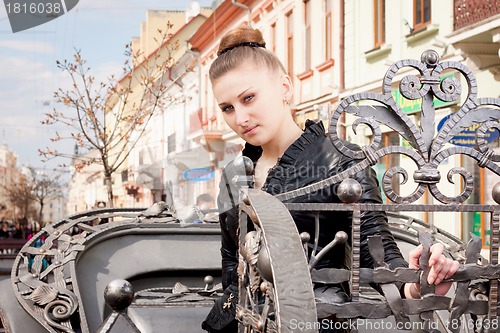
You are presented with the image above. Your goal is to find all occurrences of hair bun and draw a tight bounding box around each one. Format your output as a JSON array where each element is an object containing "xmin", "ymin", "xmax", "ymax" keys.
[{"xmin": 217, "ymin": 26, "xmax": 266, "ymax": 56}]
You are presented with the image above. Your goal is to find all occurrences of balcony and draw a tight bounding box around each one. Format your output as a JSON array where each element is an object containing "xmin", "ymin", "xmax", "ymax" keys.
[
  {"xmin": 188, "ymin": 108, "xmax": 226, "ymax": 144},
  {"xmin": 447, "ymin": 0, "xmax": 500, "ymax": 79},
  {"xmin": 453, "ymin": 0, "xmax": 500, "ymax": 31}
]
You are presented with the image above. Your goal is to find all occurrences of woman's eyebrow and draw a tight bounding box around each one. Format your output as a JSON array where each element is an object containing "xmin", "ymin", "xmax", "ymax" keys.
[
  {"xmin": 237, "ymin": 87, "xmax": 252, "ymax": 98},
  {"xmin": 218, "ymin": 87, "xmax": 253, "ymax": 108}
]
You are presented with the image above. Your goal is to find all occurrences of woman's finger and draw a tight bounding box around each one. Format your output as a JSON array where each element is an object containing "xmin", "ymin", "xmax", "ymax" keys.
[
  {"xmin": 445, "ymin": 260, "xmax": 460, "ymax": 279},
  {"xmin": 429, "ymin": 243, "xmax": 445, "ymax": 266},
  {"xmin": 408, "ymin": 244, "xmax": 423, "ymax": 269},
  {"xmin": 433, "ymin": 258, "xmax": 452, "ymax": 285},
  {"xmin": 428, "ymin": 255, "xmax": 446, "ymax": 284}
]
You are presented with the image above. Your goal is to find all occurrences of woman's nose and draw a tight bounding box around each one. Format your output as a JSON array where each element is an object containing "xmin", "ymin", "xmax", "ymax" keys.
[{"xmin": 235, "ymin": 108, "xmax": 250, "ymax": 126}]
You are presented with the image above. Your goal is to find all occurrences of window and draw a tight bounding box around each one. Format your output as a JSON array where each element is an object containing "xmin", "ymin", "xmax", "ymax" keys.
[
  {"xmin": 374, "ymin": 0, "xmax": 385, "ymax": 47},
  {"xmin": 138, "ymin": 150, "xmax": 144, "ymax": 165},
  {"xmin": 121, "ymin": 170, "xmax": 128, "ymax": 182},
  {"xmin": 286, "ymin": 11, "xmax": 294, "ymax": 79},
  {"xmin": 270, "ymin": 23, "xmax": 276, "ymax": 54},
  {"xmin": 325, "ymin": 0, "xmax": 332, "ymax": 60},
  {"xmin": 167, "ymin": 133, "xmax": 176, "ymax": 154},
  {"xmin": 414, "ymin": 0, "xmax": 431, "ymax": 31},
  {"xmin": 304, "ymin": 0, "xmax": 312, "ymax": 70}
]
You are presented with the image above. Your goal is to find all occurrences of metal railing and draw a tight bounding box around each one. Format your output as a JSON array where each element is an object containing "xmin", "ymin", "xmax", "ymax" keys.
[{"xmin": 453, "ymin": 0, "xmax": 500, "ymax": 30}]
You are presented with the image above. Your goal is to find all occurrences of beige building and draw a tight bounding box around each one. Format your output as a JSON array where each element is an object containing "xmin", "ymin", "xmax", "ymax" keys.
[
  {"xmin": 125, "ymin": 9, "xmax": 213, "ymax": 207},
  {"xmin": 41, "ymin": 195, "xmax": 66, "ymax": 225},
  {"xmin": 66, "ymin": 149, "xmax": 108, "ymax": 214},
  {"xmin": 66, "ymin": 7, "xmax": 213, "ymax": 209},
  {"xmin": 0, "ymin": 144, "xmax": 23, "ymax": 221}
]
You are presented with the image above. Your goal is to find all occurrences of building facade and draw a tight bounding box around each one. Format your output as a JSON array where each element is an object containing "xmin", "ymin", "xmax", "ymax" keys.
[
  {"xmin": 65, "ymin": 0, "xmax": 499, "ymax": 245},
  {"xmin": 0, "ymin": 144, "xmax": 23, "ymax": 221}
]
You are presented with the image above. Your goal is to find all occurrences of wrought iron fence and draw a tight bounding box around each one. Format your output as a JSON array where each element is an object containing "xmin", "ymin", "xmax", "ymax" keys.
[{"xmin": 236, "ymin": 49, "xmax": 500, "ymax": 333}]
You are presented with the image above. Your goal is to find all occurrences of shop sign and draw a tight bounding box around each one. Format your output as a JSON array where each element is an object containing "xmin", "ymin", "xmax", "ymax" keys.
[
  {"xmin": 437, "ymin": 114, "xmax": 499, "ymax": 148},
  {"xmin": 183, "ymin": 168, "xmax": 214, "ymax": 182}
]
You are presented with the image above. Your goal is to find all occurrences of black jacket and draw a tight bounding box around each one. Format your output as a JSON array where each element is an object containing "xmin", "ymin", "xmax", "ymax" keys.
[{"xmin": 202, "ymin": 120, "xmax": 408, "ymax": 332}]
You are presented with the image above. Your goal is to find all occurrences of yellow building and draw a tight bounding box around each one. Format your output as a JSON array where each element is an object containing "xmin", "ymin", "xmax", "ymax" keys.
[{"xmin": 0, "ymin": 144, "xmax": 24, "ymax": 221}]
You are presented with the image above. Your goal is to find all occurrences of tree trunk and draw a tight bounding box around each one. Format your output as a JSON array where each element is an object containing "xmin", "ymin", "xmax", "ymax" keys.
[
  {"xmin": 23, "ymin": 200, "xmax": 29, "ymax": 220},
  {"xmin": 105, "ymin": 175, "xmax": 114, "ymax": 208},
  {"xmin": 38, "ymin": 202, "xmax": 44, "ymax": 226}
]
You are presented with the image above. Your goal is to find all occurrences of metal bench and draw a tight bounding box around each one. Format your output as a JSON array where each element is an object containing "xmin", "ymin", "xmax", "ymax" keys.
[{"xmin": 0, "ymin": 208, "xmax": 222, "ymax": 333}]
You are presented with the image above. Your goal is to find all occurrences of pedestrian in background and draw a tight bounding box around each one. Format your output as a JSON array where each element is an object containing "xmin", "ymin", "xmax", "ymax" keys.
[
  {"xmin": 0, "ymin": 221, "xmax": 10, "ymax": 239},
  {"xmin": 11, "ymin": 221, "xmax": 24, "ymax": 239}
]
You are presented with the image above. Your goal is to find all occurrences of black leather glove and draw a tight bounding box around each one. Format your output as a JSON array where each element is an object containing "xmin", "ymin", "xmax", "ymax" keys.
[{"xmin": 202, "ymin": 284, "xmax": 239, "ymax": 332}]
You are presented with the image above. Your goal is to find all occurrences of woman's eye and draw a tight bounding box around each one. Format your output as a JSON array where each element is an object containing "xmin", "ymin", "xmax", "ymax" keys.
[
  {"xmin": 221, "ymin": 105, "xmax": 234, "ymax": 113},
  {"xmin": 243, "ymin": 95, "xmax": 254, "ymax": 103}
]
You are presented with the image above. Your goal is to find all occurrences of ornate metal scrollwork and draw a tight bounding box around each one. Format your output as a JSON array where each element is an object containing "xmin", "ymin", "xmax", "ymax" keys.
[
  {"xmin": 10, "ymin": 207, "xmax": 177, "ymax": 333},
  {"xmin": 275, "ymin": 49, "xmax": 500, "ymax": 206}
]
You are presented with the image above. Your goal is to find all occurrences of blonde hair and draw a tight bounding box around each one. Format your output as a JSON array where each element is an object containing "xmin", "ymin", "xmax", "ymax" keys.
[{"xmin": 209, "ymin": 26, "xmax": 287, "ymax": 82}]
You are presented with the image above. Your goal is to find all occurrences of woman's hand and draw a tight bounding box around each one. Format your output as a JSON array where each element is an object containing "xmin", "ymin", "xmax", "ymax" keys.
[{"xmin": 404, "ymin": 243, "xmax": 460, "ymax": 299}]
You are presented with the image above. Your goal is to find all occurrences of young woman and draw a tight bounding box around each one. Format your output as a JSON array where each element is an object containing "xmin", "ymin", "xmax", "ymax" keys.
[{"xmin": 202, "ymin": 26, "xmax": 459, "ymax": 332}]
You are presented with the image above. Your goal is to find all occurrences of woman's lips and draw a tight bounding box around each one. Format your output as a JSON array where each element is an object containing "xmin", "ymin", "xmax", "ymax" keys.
[{"xmin": 243, "ymin": 125, "xmax": 258, "ymax": 134}]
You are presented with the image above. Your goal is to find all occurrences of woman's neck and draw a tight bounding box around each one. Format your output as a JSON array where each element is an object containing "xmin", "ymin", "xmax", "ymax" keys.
[{"xmin": 260, "ymin": 120, "xmax": 303, "ymax": 161}]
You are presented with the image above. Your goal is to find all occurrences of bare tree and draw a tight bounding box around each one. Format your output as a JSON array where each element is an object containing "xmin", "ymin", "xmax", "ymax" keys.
[
  {"xmin": 40, "ymin": 24, "xmax": 179, "ymax": 207},
  {"xmin": 3, "ymin": 168, "xmax": 64, "ymax": 225},
  {"xmin": 3, "ymin": 175, "xmax": 35, "ymax": 222},
  {"xmin": 28, "ymin": 168, "xmax": 64, "ymax": 225}
]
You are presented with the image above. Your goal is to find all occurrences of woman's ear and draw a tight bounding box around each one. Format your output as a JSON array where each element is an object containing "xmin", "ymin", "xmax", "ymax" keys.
[{"xmin": 280, "ymin": 74, "xmax": 293, "ymax": 101}]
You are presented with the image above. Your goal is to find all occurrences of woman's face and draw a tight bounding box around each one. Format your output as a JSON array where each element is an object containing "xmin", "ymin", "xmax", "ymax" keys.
[{"xmin": 212, "ymin": 63, "xmax": 292, "ymax": 147}]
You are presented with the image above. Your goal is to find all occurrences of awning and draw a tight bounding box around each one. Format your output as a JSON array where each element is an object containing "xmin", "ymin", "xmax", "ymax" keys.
[{"xmin": 170, "ymin": 146, "xmax": 212, "ymax": 171}]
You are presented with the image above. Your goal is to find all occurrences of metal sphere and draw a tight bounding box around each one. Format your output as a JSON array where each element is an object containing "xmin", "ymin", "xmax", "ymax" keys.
[
  {"xmin": 421, "ymin": 49, "xmax": 439, "ymax": 68},
  {"xmin": 300, "ymin": 232, "xmax": 310, "ymax": 243},
  {"xmin": 244, "ymin": 231, "xmax": 257, "ymax": 243},
  {"xmin": 337, "ymin": 178, "xmax": 362, "ymax": 203},
  {"xmin": 334, "ymin": 231, "xmax": 349, "ymax": 244},
  {"xmin": 104, "ymin": 279, "xmax": 134, "ymax": 311},
  {"xmin": 204, "ymin": 275, "xmax": 214, "ymax": 286},
  {"xmin": 492, "ymin": 182, "xmax": 500, "ymax": 204},
  {"xmin": 233, "ymin": 156, "xmax": 254, "ymax": 176},
  {"xmin": 256, "ymin": 246, "xmax": 273, "ymax": 282}
]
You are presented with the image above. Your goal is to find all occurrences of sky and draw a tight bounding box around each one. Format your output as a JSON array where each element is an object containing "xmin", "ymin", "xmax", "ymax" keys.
[{"xmin": 0, "ymin": 0, "xmax": 213, "ymax": 171}]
